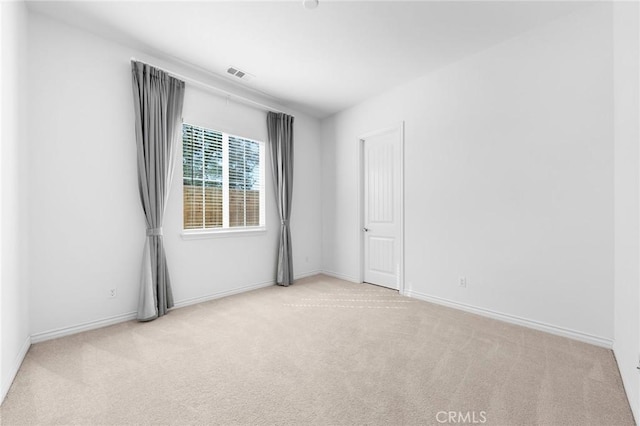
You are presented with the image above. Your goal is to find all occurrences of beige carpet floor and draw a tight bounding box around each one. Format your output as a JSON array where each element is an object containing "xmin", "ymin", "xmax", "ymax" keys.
[{"xmin": 0, "ymin": 274, "xmax": 634, "ymax": 425}]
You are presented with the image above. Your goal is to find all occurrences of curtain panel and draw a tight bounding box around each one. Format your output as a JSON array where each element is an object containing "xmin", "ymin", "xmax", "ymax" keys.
[
  {"xmin": 131, "ymin": 60, "xmax": 185, "ymax": 321},
  {"xmin": 267, "ymin": 112, "xmax": 295, "ymax": 286}
]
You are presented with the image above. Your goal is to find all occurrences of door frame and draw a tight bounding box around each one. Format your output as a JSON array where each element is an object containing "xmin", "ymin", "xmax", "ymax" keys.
[{"xmin": 357, "ymin": 121, "xmax": 405, "ymax": 294}]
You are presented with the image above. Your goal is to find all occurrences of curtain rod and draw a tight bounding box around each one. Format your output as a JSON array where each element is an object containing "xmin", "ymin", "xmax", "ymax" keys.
[{"xmin": 130, "ymin": 57, "xmax": 289, "ymax": 116}]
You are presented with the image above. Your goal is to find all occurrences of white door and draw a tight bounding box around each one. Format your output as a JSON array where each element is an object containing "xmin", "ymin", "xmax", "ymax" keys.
[{"xmin": 362, "ymin": 125, "xmax": 402, "ymax": 290}]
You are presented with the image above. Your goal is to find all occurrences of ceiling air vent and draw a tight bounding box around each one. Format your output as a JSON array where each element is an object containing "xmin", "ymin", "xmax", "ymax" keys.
[{"xmin": 226, "ymin": 66, "xmax": 253, "ymax": 82}]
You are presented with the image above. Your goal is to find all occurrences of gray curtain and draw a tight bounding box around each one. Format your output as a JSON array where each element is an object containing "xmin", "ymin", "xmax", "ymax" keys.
[
  {"xmin": 131, "ymin": 61, "xmax": 185, "ymax": 321},
  {"xmin": 267, "ymin": 112, "xmax": 295, "ymax": 286}
]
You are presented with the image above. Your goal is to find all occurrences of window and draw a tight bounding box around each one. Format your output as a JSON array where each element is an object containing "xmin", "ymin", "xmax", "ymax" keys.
[{"xmin": 182, "ymin": 123, "xmax": 265, "ymax": 234}]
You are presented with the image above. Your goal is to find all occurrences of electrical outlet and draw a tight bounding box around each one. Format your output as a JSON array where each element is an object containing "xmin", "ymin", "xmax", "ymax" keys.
[
  {"xmin": 459, "ymin": 276, "xmax": 467, "ymax": 288},
  {"xmin": 108, "ymin": 288, "xmax": 117, "ymax": 298}
]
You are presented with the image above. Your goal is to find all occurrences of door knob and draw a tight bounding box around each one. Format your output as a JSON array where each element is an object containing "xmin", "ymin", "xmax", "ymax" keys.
[{"xmin": 363, "ymin": 227, "xmax": 370, "ymax": 232}]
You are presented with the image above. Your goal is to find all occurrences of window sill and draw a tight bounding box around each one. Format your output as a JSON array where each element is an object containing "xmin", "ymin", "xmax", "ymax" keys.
[{"xmin": 181, "ymin": 227, "xmax": 267, "ymax": 240}]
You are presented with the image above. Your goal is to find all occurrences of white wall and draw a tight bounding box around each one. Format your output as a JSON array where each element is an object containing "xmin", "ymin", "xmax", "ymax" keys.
[
  {"xmin": 1, "ymin": 0, "xmax": 30, "ymax": 402},
  {"xmin": 321, "ymin": 4, "xmax": 615, "ymax": 345},
  {"xmin": 27, "ymin": 12, "xmax": 322, "ymax": 337},
  {"xmin": 613, "ymin": 1, "xmax": 640, "ymax": 421},
  {"xmin": 166, "ymin": 80, "xmax": 322, "ymax": 306}
]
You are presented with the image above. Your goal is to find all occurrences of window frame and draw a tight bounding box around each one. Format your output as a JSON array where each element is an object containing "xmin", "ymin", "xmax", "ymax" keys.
[{"xmin": 180, "ymin": 122, "xmax": 266, "ymax": 239}]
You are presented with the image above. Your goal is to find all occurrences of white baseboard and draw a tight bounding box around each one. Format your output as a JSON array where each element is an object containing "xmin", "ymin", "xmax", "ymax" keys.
[
  {"xmin": 1, "ymin": 335, "xmax": 31, "ymax": 405},
  {"xmin": 28, "ymin": 276, "xmax": 614, "ymax": 352},
  {"xmin": 174, "ymin": 270, "xmax": 321, "ymax": 309},
  {"xmin": 31, "ymin": 311, "xmax": 138, "ymax": 344},
  {"xmin": 405, "ymin": 290, "xmax": 613, "ymax": 349},
  {"xmin": 612, "ymin": 345, "xmax": 640, "ymax": 423},
  {"xmin": 173, "ymin": 279, "xmax": 275, "ymax": 309},
  {"xmin": 320, "ymin": 270, "xmax": 361, "ymax": 283},
  {"xmin": 294, "ymin": 269, "xmax": 323, "ymax": 280},
  {"xmin": 30, "ymin": 272, "xmax": 321, "ymax": 344}
]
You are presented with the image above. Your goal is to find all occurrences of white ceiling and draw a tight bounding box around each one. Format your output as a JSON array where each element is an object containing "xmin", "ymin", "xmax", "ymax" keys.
[{"xmin": 28, "ymin": 1, "xmax": 589, "ymax": 118}]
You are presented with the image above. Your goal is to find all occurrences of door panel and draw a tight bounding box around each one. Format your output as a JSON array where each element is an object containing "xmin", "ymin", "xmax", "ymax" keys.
[
  {"xmin": 368, "ymin": 236, "xmax": 395, "ymax": 274},
  {"xmin": 363, "ymin": 126, "xmax": 401, "ymax": 289}
]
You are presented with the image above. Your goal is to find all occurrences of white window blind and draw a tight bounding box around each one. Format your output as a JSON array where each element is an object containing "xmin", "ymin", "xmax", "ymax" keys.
[
  {"xmin": 229, "ymin": 135, "xmax": 262, "ymax": 227},
  {"xmin": 183, "ymin": 123, "xmax": 265, "ymax": 232}
]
